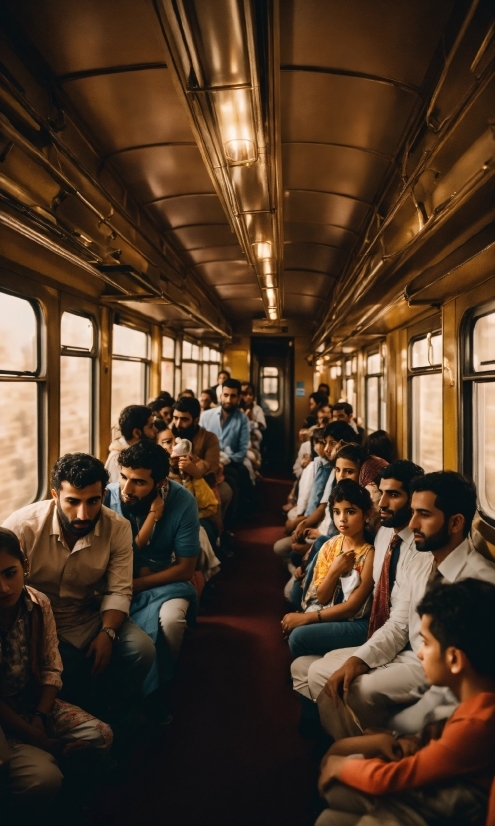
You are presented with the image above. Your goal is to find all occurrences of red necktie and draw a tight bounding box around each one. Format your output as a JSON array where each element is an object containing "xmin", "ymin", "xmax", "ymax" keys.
[{"xmin": 367, "ymin": 533, "xmax": 402, "ymax": 639}]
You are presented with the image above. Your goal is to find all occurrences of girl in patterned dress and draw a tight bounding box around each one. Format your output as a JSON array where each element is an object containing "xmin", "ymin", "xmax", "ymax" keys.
[
  {"xmin": 0, "ymin": 528, "xmax": 112, "ymax": 803},
  {"xmin": 281, "ymin": 480, "xmax": 375, "ymax": 658}
]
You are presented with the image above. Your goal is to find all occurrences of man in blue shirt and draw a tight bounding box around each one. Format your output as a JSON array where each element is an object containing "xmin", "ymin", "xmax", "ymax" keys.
[
  {"xmin": 104, "ymin": 441, "xmax": 200, "ymax": 722},
  {"xmin": 200, "ymin": 377, "xmax": 252, "ymax": 526}
]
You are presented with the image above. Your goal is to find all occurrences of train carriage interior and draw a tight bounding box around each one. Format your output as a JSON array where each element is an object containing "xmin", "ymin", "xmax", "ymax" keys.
[{"xmin": 0, "ymin": 0, "xmax": 494, "ymax": 824}]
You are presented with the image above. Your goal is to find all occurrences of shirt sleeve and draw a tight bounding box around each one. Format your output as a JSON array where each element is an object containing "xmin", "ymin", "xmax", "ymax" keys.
[
  {"xmin": 229, "ymin": 414, "xmax": 250, "ymax": 463},
  {"xmin": 313, "ymin": 538, "xmax": 338, "ymax": 589},
  {"xmin": 352, "ymin": 570, "xmax": 411, "ymax": 668},
  {"xmin": 338, "ymin": 715, "xmax": 494, "ymax": 795},
  {"xmin": 38, "ymin": 595, "xmax": 63, "ymax": 690},
  {"xmin": 100, "ymin": 518, "xmax": 133, "ymax": 615},
  {"xmin": 195, "ymin": 431, "xmax": 220, "ymax": 476},
  {"xmin": 173, "ymin": 490, "xmax": 201, "ymax": 558}
]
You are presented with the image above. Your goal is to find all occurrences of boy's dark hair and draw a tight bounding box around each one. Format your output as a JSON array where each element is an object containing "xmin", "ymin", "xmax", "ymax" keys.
[
  {"xmin": 179, "ymin": 389, "xmax": 195, "ymax": 398},
  {"xmin": 201, "ymin": 389, "xmax": 216, "ymax": 403},
  {"xmin": 309, "ymin": 391, "xmax": 327, "ymax": 405},
  {"xmin": 0, "ymin": 528, "xmax": 25, "ymax": 564},
  {"xmin": 119, "ymin": 405, "xmax": 153, "ymax": 441},
  {"xmin": 365, "ymin": 430, "xmax": 394, "ymax": 463},
  {"xmin": 409, "ymin": 471, "xmax": 477, "ymax": 538},
  {"xmin": 323, "ymin": 421, "xmax": 356, "ymax": 443},
  {"xmin": 329, "ymin": 479, "xmax": 372, "ymax": 514},
  {"xmin": 318, "ymin": 383, "xmax": 330, "ymax": 394},
  {"xmin": 417, "ymin": 579, "xmax": 495, "ymax": 679},
  {"xmin": 334, "ymin": 443, "xmax": 368, "ymax": 468},
  {"xmin": 222, "ymin": 378, "xmax": 242, "ymax": 394},
  {"xmin": 51, "ymin": 454, "xmax": 109, "ymax": 493},
  {"xmin": 154, "ymin": 419, "xmax": 169, "ymax": 432},
  {"xmin": 174, "ymin": 397, "xmax": 201, "ymax": 419},
  {"xmin": 379, "ymin": 460, "xmax": 424, "ymax": 496},
  {"xmin": 310, "ymin": 427, "xmax": 326, "ymax": 459},
  {"xmin": 118, "ymin": 440, "xmax": 169, "ymax": 482},
  {"xmin": 150, "ymin": 395, "xmax": 174, "ymax": 414},
  {"xmin": 218, "ymin": 369, "xmax": 230, "ymax": 380},
  {"xmin": 333, "ymin": 401, "xmax": 353, "ymax": 416},
  {"xmin": 241, "ymin": 382, "xmax": 254, "ymax": 394}
]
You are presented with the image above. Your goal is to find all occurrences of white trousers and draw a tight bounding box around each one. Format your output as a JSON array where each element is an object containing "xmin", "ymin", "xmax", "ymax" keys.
[
  {"xmin": 158, "ymin": 598, "xmax": 189, "ymax": 662},
  {"xmin": 316, "ymin": 783, "xmax": 428, "ymax": 826}
]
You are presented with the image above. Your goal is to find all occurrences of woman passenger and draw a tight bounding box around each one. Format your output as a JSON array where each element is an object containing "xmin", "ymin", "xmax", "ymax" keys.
[
  {"xmin": 281, "ymin": 480, "xmax": 374, "ymax": 658},
  {"xmin": 0, "ymin": 529, "xmax": 112, "ymax": 806}
]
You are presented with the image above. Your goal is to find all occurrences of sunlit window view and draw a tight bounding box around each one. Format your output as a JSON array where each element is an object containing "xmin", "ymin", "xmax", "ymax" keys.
[
  {"xmin": 411, "ymin": 372, "xmax": 443, "ymax": 473},
  {"xmin": 111, "ymin": 324, "xmax": 149, "ymax": 429},
  {"xmin": 60, "ymin": 313, "xmax": 94, "ymax": 455},
  {"xmin": 0, "ymin": 292, "xmax": 39, "ymax": 521},
  {"xmin": 471, "ymin": 309, "xmax": 495, "ymax": 518},
  {"xmin": 260, "ymin": 366, "xmax": 279, "ymax": 412},
  {"xmin": 181, "ymin": 362, "xmax": 198, "ymax": 396}
]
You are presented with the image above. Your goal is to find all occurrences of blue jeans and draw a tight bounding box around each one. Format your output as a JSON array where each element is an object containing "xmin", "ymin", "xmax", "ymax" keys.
[{"xmin": 288, "ymin": 618, "xmax": 369, "ymax": 659}]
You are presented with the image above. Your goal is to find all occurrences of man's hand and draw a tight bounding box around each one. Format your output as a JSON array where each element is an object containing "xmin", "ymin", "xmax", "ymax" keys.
[
  {"xmin": 318, "ymin": 755, "xmax": 346, "ymax": 796},
  {"xmin": 304, "ymin": 528, "xmax": 320, "ymax": 541},
  {"xmin": 294, "ymin": 566, "xmax": 305, "ymax": 580},
  {"xmin": 150, "ymin": 492, "xmax": 165, "ymax": 521},
  {"xmin": 324, "ymin": 656, "xmax": 370, "ymax": 707},
  {"xmin": 281, "ymin": 612, "xmax": 311, "ymax": 637},
  {"xmin": 300, "ymin": 454, "xmax": 311, "ymax": 469},
  {"xmin": 86, "ymin": 631, "xmax": 113, "ymax": 675},
  {"xmin": 293, "ymin": 521, "xmax": 307, "ymax": 541},
  {"xmin": 397, "ymin": 734, "xmax": 421, "ymax": 757},
  {"xmin": 178, "ymin": 456, "xmax": 199, "ymax": 477}
]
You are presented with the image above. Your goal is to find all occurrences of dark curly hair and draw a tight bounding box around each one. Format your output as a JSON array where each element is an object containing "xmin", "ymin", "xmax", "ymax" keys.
[
  {"xmin": 0, "ymin": 528, "xmax": 26, "ymax": 564},
  {"xmin": 51, "ymin": 453, "xmax": 109, "ymax": 493},
  {"xmin": 329, "ymin": 479, "xmax": 372, "ymax": 514},
  {"xmin": 118, "ymin": 440, "xmax": 169, "ymax": 482},
  {"xmin": 118, "ymin": 405, "xmax": 153, "ymax": 441}
]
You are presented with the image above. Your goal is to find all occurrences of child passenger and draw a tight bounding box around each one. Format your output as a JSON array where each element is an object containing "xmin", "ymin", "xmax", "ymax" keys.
[
  {"xmin": 281, "ymin": 480, "xmax": 374, "ymax": 659},
  {"xmin": 0, "ymin": 529, "xmax": 112, "ymax": 805},
  {"xmin": 317, "ymin": 578, "xmax": 495, "ymax": 826}
]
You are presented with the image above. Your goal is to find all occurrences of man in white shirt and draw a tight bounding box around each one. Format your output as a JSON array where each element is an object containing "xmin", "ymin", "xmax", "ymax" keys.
[
  {"xmin": 291, "ymin": 460, "xmax": 424, "ymax": 702},
  {"xmin": 316, "ymin": 471, "xmax": 495, "ymax": 740}
]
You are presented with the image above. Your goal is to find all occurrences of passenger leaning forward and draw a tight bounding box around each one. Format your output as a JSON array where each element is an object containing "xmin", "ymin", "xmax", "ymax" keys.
[
  {"xmin": 314, "ymin": 471, "xmax": 495, "ymax": 739},
  {"xmin": 104, "ymin": 440, "xmax": 199, "ymax": 722},
  {"xmin": 2, "ymin": 453, "xmax": 155, "ymax": 722}
]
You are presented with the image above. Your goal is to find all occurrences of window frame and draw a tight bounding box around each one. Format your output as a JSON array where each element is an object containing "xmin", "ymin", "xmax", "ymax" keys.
[
  {"xmin": 461, "ymin": 299, "xmax": 495, "ymax": 524},
  {"xmin": 161, "ymin": 333, "xmax": 176, "ymax": 397},
  {"xmin": 60, "ymin": 310, "xmax": 97, "ymax": 455},
  {"xmin": 408, "ymin": 327, "xmax": 443, "ymax": 468},
  {"xmin": 111, "ymin": 319, "xmax": 151, "ymax": 422},
  {"xmin": 364, "ymin": 343, "xmax": 385, "ymax": 433}
]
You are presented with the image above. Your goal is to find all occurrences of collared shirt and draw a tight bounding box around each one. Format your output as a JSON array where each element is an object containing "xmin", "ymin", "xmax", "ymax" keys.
[
  {"xmin": 371, "ymin": 526, "xmax": 418, "ymax": 604},
  {"xmin": 191, "ymin": 426, "xmax": 220, "ymax": 477},
  {"xmin": 305, "ymin": 457, "xmax": 332, "ymax": 517},
  {"xmin": 2, "ymin": 499, "xmax": 133, "ymax": 649},
  {"xmin": 318, "ymin": 469, "xmax": 336, "ymax": 536},
  {"xmin": 200, "ymin": 406, "xmax": 250, "ymax": 463},
  {"xmin": 354, "ymin": 537, "xmax": 495, "ymax": 669}
]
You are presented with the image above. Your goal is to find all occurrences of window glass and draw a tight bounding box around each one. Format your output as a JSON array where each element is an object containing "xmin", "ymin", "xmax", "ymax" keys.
[
  {"xmin": 162, "ymin": 336, "xmax": 175, "ymax": 360},
  {"xmin": 202, "ymin": 346, "xmax": 210, "ymax": 362},
  {"xmin": 346, "ymin": 378, "xmax": 356, "ymax": 413},
  {"xmin": 345, "ymin": 360, "xmax": 351, "ymax": 377},
  {"xmin": 411, "ymin": 333, "xmax": 442, "ymax": 369},
  {"xmin": 0, "ymin": 382, "xmax": 38, "ymax": 521},
  {"xmin": 366, "ymin": 376, "xmax": 379, "ymax": 432},
  {"xmin": 260, "ymin": 367, "xmax": 279, "ymax": 412},
  {"xmin": 61, "ymin": 313, "xmax": 93, "ymax": 350},
  {"xmin": 474, "ymin": 382, "xmax": 495, "ymax": 518},
  {"xmin": 161, "ymin": 360, "xmax": 174, "ymax": 397},
  {"xmin": 209, "ymin": 364, "xmax": 217, "ymax": 387},
  {"xmin": 111, "ymin": 361, "xmax": 147, "ymax": 429},
  {"xmin": 473, "ymin": 312, "xmax": 495, "ymax": 372},
  {"xmin": 182, "ymin": 340, "xmax": 192, "ymax": 360},
  {"xmin": 367, "ymin": 352, "xmax": 381, "ymax": 374},
  {"xmin": 113, "ymin": 325, "xmax": 147, "ymax": 358},
  {"xmin": 351, "ymin": 355, "xmax": 358, "ymax": 374},
  {"xmin": 175, "ymin": 367, "xmax": 181, "ymax": 394},
  {"xmin": 181, "ymin": 362, "xmax": 198, "ymax": 396},
  {"xmin": 412, "ymin": 373, "xmax": 443, "ymax": 473},
  {"xmin": 0, "ymin": 292, "xmax": 37, "ymax": 373},
  {"xmin": 191, "ymin": 344, "xmax": 199, "ymax": 361},
  {"xmin": 60, "ymin": 357, "xmax": 91, "ymax": 454}
]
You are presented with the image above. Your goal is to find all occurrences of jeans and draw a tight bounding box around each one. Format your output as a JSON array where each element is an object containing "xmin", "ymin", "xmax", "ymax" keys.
[
  {"xmin": 288, "ymin": 618, "xmax": 369, "ymax": 659},
  {"xmin": 58, "ymin": 617, "xmax": 155, "ymax": 719}
]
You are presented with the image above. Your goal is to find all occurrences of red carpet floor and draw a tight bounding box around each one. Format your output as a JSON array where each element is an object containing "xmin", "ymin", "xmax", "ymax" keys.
[{"xmin": 102, "ymin": 477, "xmax": 318, "ymax": 826}]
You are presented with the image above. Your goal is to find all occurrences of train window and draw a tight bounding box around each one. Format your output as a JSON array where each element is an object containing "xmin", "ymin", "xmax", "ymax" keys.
[
  {"xmin": 344, "ymin": 354, "xmax": 357, "ymax": 414},
  {"xmin": 0, "ymin": 291, "xmax": 40, "ymax": 521},
  {"xmin": 409, "ymin": 331, "xmax": 443, "ymax": 473},
  {"xmin": 111, "ymin": 323, "xmax": 149, "ymax": 428},
  {"xmin": 60, "ymin": 312, "xmax": 95, "ymax": 455},
  {"xmin": 181, "ymin": 339, "xmax": 199, "ymax": 395},
  {"xmin": 464, "ymin": 305, "xmax": 495, "ymax": 520},
  {"xmin": 182, "ymin": 340, "xmax": 192, "ymax": 360},
  {"xmin": 365, "ymin": 347, "xmax": 386, "ymax": 433},
  {"xmin": 260, "ymin": 366, "xmax": 279, "ymax": 413},
  {"xmin": 161, "ymin": 336, "xmax": 175, "ymax": 396},
  {"xmin": 201, "ymin": 346, "xmax": 221, "ymax": 389}
]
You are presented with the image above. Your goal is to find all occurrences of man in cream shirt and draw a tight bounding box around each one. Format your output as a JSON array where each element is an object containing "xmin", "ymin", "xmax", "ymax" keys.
[
  {"xmin": 291, "ymin": 460, "xmax": 423, "ymax": 703},
  {"xmin": 315, "ymin": 471, "xmax": 495, "ymax": 740}
]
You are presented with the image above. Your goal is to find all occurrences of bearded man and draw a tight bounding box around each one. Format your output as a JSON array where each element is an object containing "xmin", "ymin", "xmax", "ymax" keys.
[{"xmin": 2, "ymin": 453, "xmax": 155, "ymax": 718}]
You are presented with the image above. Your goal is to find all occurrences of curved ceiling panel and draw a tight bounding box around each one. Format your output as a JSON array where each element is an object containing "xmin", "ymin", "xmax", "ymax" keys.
[
  {"xmin": 215, "ymin": 283, "xmax": 263, "ymax": 300},
  {"xmin": 220, "ymin": 297, "xmax": 264, "ymax": 318},
  {"xmin": 283, "ymin": 270, "xmax": 335, "ymax": 296},
  {"xmin": 61, "ymin": 69, "xmax": 192, "ymax": 152},
  {"xmin": 111, "ymin": 145, "xmax": 214, "ymax": 203},
  {"xmin": 282, "ymin": 144, "xmax": 390, "ymax": 203},
  {"xmin": 148, "ymin": 194, "xmax": 228, "ymax": 229},
  {"xmin": 188, "ymin": 245, "xmax": 244, "ymax": 264},
  {"xmin": 169, "ymin": 224, "xmax": 236, "ymax": 251},
  {"xmin": 284, "ymin": 221, "xmax": 356, "ymax": 249},
  {"xmin": 195, "ymin": 260, "xmax": 255, "ymax": 286},
  {"xmin": 284, "ymin": 191, "xmax": 369, "ymax": 233},
  {"xmin": 284, "ymin": 242, "xmax": 344, "ymax": 274},
  {"xmin": 283, "ymin": 293, "xmax": 325, "ymax": 317},
  {"xmin": 280, "ymin": 0, "xmax": 454, "ymax": 88},
  {"xmin": 281, "ymin": 72, "xmax": 417, "ymax": 155}
]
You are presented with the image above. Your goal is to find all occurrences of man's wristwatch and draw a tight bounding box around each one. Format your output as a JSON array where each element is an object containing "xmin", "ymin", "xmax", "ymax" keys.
[{"xmin": 100, "ymin": 627, "xmax": 117, "ymax": 642}]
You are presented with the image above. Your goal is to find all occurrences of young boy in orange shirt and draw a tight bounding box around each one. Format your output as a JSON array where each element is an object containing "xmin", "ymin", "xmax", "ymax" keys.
[{"xmin": 316, "ymin": 578, "xmax": 495, "ymax": 826}]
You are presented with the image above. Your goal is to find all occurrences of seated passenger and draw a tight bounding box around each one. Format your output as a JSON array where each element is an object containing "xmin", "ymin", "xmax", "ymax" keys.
[
  {"xmin": 317, "ymin": 579, "xmax": 495, "ymax": 826},
  {"xmin": 317, "ymin": 383, "xmax": 330, "ymax": 403},
  {"xmin": 364, "ymin": 429, "xmax": 394, "ymax": 463},
  {"xmin": 105, "ymin": 404, "xmax": 157, "ymax": 483},
  {"xmin": 315, "ymin": 471, "xmax": 495, "ymax": 741},
  {"xmin": 150, "ymin": 394, "xmax": 175, "ymax": 425},
  {"xmin": 332, "ymin": 402, "xmax": 365, "ymax": 444},
  {"xmin": 200, "ymin": 388, "xmax": 217, "ymax": 411},
  {"xmin": 240, "ymin": 382, "xmax": 266, "ymax": 479},
  {"xmin": 281, "ymin": 480, "xmax": 374, "ymax": 659},
  {"xmin": 299, "ymin": 392, "xmax": 328, "ymax": 441},
  {"xmin": 169, "ymin": 437, "xmax": 219, "ymax": 548},
  {"xmin": 333, "ymin": 443, "xmax": 389, "ymax": 530},
  {"xmin": 178, "ymin": 389, "xmax": 195, "ymax": 399},
  {"xmin": 2, "ymin": 454, "xmax": 155, "ymax": 721},
  {"xmin": 285, "ymin": 429, "xmax": 326, "ymax": 529},
  {"xmin": 104, "ymin": 441, "xmax": 200, "ymax": 721},
  {"xmin": 210, "ymin": 369, "xmax": 230, "ymax": 404},
  {"xmin": 0, "ymin": 529, "xmax": 112, "ymax": 807}
]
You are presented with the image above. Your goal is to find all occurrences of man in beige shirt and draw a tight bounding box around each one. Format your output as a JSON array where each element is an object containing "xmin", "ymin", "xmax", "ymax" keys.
[{"xmin": 3, "ymin": 453, "xmax": 155, "ymax": 719}]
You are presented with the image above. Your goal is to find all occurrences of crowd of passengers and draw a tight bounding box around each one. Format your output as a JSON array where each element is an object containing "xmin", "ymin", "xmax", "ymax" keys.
[
  {"xmin": 0, "ymin": 372, "xmax": 261, "ymax": 823},
  {"xmin": 274, "ymin": 387, "xmax": 495, "ymax": 826}
]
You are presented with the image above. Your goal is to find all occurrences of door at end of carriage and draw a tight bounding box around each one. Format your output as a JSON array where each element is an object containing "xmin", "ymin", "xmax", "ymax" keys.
[{"xmin": 251, "ymin": 337, "xmax": 294, "ymax": 475}]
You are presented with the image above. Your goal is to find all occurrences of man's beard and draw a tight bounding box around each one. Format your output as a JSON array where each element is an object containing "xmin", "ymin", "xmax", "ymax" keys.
[
  {"xmin": 120, "ymin": 486, "xmax": 157, "ymax": 518},
  {"xmin": 57, "ymin": 503, "xmax": 101, "ymax": 538},
  {"xmin": 413, "ymin": 520, "xmax": 450, "ymax": 552},
  {"xmin": 221, "ymin": 402, "xmax": 237, "ymax": 414},
  {"xmin": 172, "ymin": 423, "xmax": 197, "ymax": 441},
  {"xmin": 380, "ymin": 502, "xmax": 412, "ymax": 529}
]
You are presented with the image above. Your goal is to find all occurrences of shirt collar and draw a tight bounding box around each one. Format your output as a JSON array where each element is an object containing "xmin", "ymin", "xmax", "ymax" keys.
[
  {"xmin": 397, "ymin": 526, "xmax": 414, "ymax": 544},
  {"xmin": 49, "ymin": 498, "xmax": 101, "ymax": 546},
  {"xmin": 437, "ymin": 538, "xmax": 471, "ymax": 582}
]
